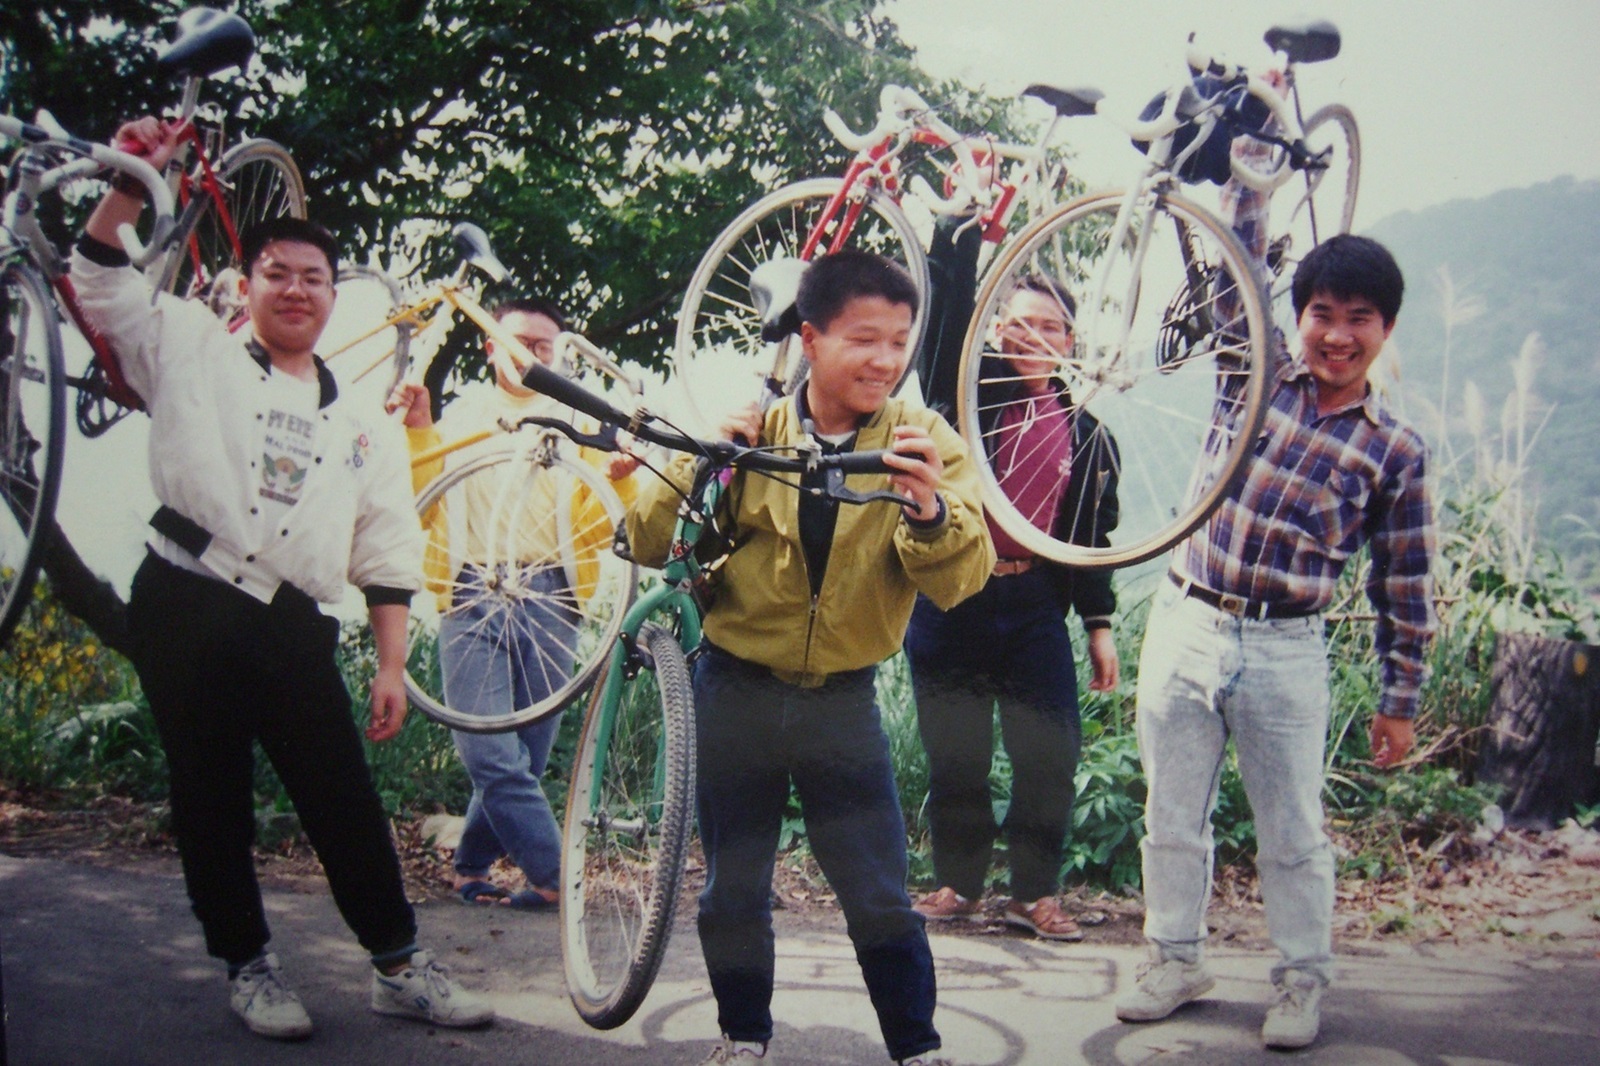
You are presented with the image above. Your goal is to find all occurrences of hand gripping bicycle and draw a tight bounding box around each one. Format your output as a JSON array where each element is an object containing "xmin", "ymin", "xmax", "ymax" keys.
[
  {"xmin": 952, "ymin": 27, "xmax": 1354, "ymax": 570},
  {"xmin": 1, "ymin": 7, "xmax": 302, "ymax": 646},
  {"xmin": 510, "ymin": 347, "xmax": 909, "ymax": 1030}
]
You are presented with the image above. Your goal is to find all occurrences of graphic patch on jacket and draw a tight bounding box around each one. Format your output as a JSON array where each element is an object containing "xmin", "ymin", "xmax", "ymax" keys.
[{"xmin": 261, "ymin": 407, "xmax": 316, "ymax": 506}]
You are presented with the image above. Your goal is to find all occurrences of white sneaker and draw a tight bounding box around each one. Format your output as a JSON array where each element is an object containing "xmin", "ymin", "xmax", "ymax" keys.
[
  {"xmin": 697, "ymin": 1036, "xmax": 774, "ymax": 1062},
  {"xmin": 370, "ymin": 949, "xmax": 494, "ymax": 1028},
  {"xmin": 898, "ymin": 1056, "xmax": 955, "ymax": 1065},
  {"xmin": 1114, "ymin": 955, "xmax": 1216, "ymax": 1022},
  {"xmin": 1261, "ymin": 973, "xmax": 1323, "ymax": 1049},
  {"xmin": 230, "ymin": 952, "xmax": 313, "ymax": 1040}
]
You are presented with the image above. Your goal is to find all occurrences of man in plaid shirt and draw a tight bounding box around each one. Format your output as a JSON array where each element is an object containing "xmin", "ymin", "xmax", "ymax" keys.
[{"xmin": 1114, "ymin": 162, "xmax": 1436, "ymax": 1048}]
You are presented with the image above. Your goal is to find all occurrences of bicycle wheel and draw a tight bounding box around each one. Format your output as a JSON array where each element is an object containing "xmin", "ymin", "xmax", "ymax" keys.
[
  {"xmin": 674, "ymin": 177, "xmax": 930, "ymax": 433},
  {"xmin": 0, "ymin": 260, "xmax": 67, "ymax": 647},
  {"xmin": 958, "ymin": 188, "xmax": 1270, "ymax": 569},
  {"xmin": 155, "ymin": 139, "xmax": 307, "ymax": 324},
  {"xmin": 561, "ymin": 620, "xmax": 695, "ymax": 1029},
  {"xmin": 322, "ymin": 264, "xmax": 413, "ymax": 416},
  {"xmin": 1266, "ymin": 104, "xmax": 1360, "ymax": 302},
  {"xmin": 405, "ymin": 442, "xmax": 636, "ymax": 732}
]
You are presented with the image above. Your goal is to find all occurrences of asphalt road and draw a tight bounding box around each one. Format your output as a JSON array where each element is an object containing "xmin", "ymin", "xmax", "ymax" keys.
[{"xmin": 3, "ymin": 852, "xmax": 1599, "ymax": 1064}]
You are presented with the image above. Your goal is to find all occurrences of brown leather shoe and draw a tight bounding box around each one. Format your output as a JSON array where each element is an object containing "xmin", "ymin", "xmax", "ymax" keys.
[
  {"xmin": 1004, "ymin": 896, "xmax": 1084, "ymax": 941},
  {"xmin": 913, "ymin": 886, "xmax": 981, "ymax": 921}
]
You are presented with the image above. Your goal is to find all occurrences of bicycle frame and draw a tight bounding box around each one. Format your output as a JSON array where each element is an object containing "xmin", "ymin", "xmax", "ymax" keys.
[
  {"xmin": 819, "ymin": 84, "xmax": 1067, "ymax": 257},
  {"xmin": 578, "ymin": 560, "xmax": 703, "ymax": 815}
]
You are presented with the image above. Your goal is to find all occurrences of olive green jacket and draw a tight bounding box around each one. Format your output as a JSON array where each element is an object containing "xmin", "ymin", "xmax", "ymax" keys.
[{"xmin": 626, "ymin": 395, "xmax": 995, "ymax": 685}]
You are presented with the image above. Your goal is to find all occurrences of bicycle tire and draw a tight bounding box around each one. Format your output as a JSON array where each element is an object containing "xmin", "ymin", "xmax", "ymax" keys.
[
  {"xmin": 323, "ymin": 264, "xmax": 413, "ymax": 414},
  {"xmin": 674, "ymin": 177, "xmax": 931, "ymax": 433},
  {"xmin": 404, "ymin": 444, "xmax": 636, "ymax": 733},
  {"xmin": 0, "ymin": 260, "xmax": 67, "ymax": 648},
  {"xmin": 1265, "ymin": 104, "xmax": 1360, "ymax": 307},
  {"xmin": 560, "ymin": 621, "xmax": 695, "ymax": 1029},
  {"xmin": 155, "ymin": 139, "xmax": 307, "ymax": 324},
  {"xmin": 958, "ymin": 187, "xmax": 1270, "ymax": 569}
]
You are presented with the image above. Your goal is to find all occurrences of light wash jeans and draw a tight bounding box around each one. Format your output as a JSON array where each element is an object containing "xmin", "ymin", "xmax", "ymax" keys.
[
  {"xmin": 1135, "ymin": 580, "xmax": 1334, "ymax": 986},
  {"xmin": 441, "ymin": 566, "xmax": 577, "ymax": 891}
]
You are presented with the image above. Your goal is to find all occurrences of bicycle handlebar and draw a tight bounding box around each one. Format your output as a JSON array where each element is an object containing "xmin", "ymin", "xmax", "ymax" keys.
[
  {"xmin": 518, "ymin": 359, "xmax": 907, "ymax": 502},
  {"xmin": 553, "ymin": 332, "xmax": 644, "ymax": 402},
  {"xmin": 821, "ymin": 84, "xmax": 926, "ymax": 154},
  {"xmin": 822, "ymin": 85, "xmax": 1010, "ymax": 218},
  {"xmin": 1, "ymin": 114, "xmax": 177, "ymax": 267},
  {"xmin": 1097, "ymin": 34, "xmax": 1304, "ymax": 191}
]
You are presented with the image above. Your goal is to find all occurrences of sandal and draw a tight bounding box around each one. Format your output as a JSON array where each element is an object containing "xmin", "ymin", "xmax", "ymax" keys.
[
  {"xmin": 1004, "ymin": 896, "xmax": 1084, "ymax": 941},
  {"xmin": 507, "ymin": 888, "xmax": 559, "ymax": 912},
  {"xmin": 457, "ymin": 880, "xmax": 511, "ymax": 906},
  {"xmin": 913, "ymin": 886, "xmax": 981, "ymax": 921}
]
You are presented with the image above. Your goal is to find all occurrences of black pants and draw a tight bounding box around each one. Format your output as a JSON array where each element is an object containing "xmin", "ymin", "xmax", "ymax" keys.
[
  {"xmin": 129, "ymin": 553, "xmax": 416, "ymax": 966},
  {"xmin": 905, "ymin": 571, "xmax": 1083, "ymax": 902}
]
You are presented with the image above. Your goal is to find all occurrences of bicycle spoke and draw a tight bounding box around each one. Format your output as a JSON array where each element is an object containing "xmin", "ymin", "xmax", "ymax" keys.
[
  {"xmin": 958, "ymin": 189, "xmax": 1269, "ymax": 568},
  {"xmin": 406, "ymin": 447, "xmax": 635, "ymax": 732}
]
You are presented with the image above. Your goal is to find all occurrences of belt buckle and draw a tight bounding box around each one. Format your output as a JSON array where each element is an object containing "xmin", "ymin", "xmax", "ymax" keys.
[{"xmin": 1217, "ymin": 593, "xmax": 1247, "ymax": 617}]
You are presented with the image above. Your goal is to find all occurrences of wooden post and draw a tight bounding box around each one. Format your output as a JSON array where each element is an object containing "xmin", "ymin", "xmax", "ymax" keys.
[{"xmin": 1476, "ymin": 632, "xmax": 1600, "ymax": 830}]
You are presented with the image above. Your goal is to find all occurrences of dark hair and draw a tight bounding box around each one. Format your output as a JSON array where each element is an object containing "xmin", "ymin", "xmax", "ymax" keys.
[
  {"xmin": 795, "ymin": 249, "xmax": 918, "ymax": 332},
  {"xmin": 240, "ymin": 217, "xmax": 340, "ymax": 277},
  {"xmin": 1010, "ymin": 274, "xmax": 1077, "ymax": 324},
  {"xmin": 1291, "ymin": 234, "xmax": 1405, "ymax": 326},
  {"xmin": 491, "ymin": 297, "xmax": 567, "ymax": 332}
]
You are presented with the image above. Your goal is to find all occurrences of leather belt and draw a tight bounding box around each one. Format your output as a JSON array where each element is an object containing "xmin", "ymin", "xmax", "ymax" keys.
[
  {"xmin": 993, "ymin": 557, "xmax": 1034, "ymax": 577},
  {"xmin": 1168, "ymin": 572, "xmax": 1316, "ymax": 621}
]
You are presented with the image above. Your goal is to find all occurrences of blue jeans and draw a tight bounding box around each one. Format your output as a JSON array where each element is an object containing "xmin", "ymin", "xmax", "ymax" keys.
[
  {"xmin": 693, "ymin": 644, "xmax": 941, "ymax": 1061},
  {"xmin": 905, "ymin": 569, "xmax": 1081, "ymax": 902},
  {"xmin": 440, "ymin": 566, "xmax": 576, "ymax": 891},
  {"xmin": 1135, "ymin": 581, "xmax": 1334, "ymax": 985}
]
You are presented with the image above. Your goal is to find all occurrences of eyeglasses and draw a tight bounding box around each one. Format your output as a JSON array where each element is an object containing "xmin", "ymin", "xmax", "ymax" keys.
[
  {"xmin": 1000, "ymin": 316, "xmax": 1072, "ymax": 339},
  {"xmin": 513, "ymin": 338, "xmax": 555, "ymax": 361},
  {"xmin": 254, "ymin": 267, "xmax": 333, "ymax": 293}
]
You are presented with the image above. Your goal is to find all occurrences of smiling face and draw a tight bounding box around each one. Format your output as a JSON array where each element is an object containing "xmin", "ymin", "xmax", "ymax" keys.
[
  {"xmin": 999, "ymin": 287, "xmax": 1073, "ymax": 395},
  {"xmin": 242, "ymin": 240, "xmax": 336, "ymax": 361},
  {"xmin": 1296, "ymin": 290, "xmax": 1395, "ymax": 414},
  {"xmin": 489, "ymin": 310, "xmax": 562, "ymax": 397},
  {"xmin": 800, "ymin": 294, "xmax": 913, "ymax": 435}
]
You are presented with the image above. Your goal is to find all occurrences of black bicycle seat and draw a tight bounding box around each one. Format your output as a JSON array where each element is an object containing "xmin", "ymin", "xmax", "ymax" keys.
[
  {"xmin": 156, "ymin": 7, "xmax": 255, "ymax": 80},
  {"xmin": 452, "ymin": 222, "xmax": 509, "ymax": 284},
  {"xmin": 1263, "ymin": 20, "xmax": 1341, "ymax": 65},
  {"xmin": 750, "ymin": 257, "xmax": 806, "ymax": 343},
  {"xmin": 1021, "ymin": 84, "xmax": 1104, "ymax": 119}
]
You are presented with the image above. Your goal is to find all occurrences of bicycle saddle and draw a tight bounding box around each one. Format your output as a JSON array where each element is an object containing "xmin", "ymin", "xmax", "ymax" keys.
[
  {"xmin": 750, "ymin": 257, "xmax": 806, "ymax": 343},
  {"xmin": 1263, "ymin": 20, "xmax": 1341, "ymax": 64},
  {"xmin": 452, "ymin": 222, "xmax": 509, "ymax": 284},
  {"xmin": 156, "ymin": 8, "xmax": 255, "ymax": 80},
  {"xmin": 1020, "ymin": 85, "xmax": 1104, "ymax": 119}
]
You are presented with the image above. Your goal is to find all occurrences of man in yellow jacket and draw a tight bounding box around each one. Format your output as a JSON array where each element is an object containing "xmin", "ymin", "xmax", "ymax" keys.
[
  {"xmin": 392, "ymin": 299, "xmax": 636, "ymax": 911},
  {"xmin": 627, "ymin": 251, "xmax": 994, "ymax": 1066}
]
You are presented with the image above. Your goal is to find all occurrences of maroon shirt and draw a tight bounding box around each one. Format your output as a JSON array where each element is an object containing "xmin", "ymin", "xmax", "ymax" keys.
[{"xmin": 990, "ymin": 392, "xmax": 1073, "ymax": 559}]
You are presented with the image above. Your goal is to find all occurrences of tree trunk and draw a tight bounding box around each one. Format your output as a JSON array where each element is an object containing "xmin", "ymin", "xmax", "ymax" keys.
[{"xmin": 1476, "ymin": 632, "xmax": 1600, "ymax": 830}]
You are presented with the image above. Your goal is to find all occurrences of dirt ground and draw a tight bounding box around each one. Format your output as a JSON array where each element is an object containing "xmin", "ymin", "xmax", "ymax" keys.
[{"xmin": 3, "ymin": 789, "xmax": 1599, "ymax": 958}]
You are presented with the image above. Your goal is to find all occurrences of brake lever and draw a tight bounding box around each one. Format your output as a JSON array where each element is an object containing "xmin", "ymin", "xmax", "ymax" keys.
[
  {"xmin": 819, "ymin": 467, "xmax": 915, "ymax": 510},
  {"xmin": 513, "ymin": 415, "xmax": 619, "ymax": 452}
]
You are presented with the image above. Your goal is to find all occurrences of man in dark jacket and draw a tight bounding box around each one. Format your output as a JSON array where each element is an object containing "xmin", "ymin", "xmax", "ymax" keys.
[{"xmin": 907, "ymin": 221, "xmax": 1120, "ymax": 940}]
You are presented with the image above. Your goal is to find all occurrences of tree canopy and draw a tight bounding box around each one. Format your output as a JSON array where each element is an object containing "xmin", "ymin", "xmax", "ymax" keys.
[
  {"xmin": 4, "ymin": 1, "xmax": 1020, "ymax": 378},
  {"xmin": 4, "ymin": 0, "xmax": 1041, "ymax": 645}
]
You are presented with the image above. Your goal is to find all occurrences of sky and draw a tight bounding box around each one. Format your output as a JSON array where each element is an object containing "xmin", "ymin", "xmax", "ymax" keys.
[
  {"xmin": 888, "ymin": 0, "xmax": 1600, "ymax": 225},
  {"xmin": 47, "ymin": 0, "xmax": 1600, "ymax": 599}
]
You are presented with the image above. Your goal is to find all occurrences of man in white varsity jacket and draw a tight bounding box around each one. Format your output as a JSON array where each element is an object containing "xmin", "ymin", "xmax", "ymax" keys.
[{"xmin": 70, "ymin": 116, "xmax": 491, "ymax": 1041}]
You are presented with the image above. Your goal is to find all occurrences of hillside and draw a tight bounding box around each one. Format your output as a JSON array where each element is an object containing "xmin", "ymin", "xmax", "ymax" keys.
[{"xmin": 1367, "ymin": 177, "xmax": 1600, "ymax": 584}]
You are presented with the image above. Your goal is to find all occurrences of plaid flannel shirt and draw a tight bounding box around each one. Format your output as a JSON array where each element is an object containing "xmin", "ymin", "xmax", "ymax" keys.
[{"xmin": 1176, "ymin": 152, "xmax": 1438, "ymax": 720}]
